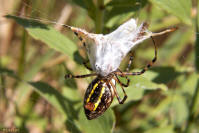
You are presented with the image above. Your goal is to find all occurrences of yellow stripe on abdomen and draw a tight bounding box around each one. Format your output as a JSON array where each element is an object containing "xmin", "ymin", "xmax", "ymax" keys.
[
  {"xmin": 86, "ymin": 83, "xmax": 98, "ymax": 103},
  {"xmin": 93, "ymin": 86, "xmax": 105, "ymax": 111}
]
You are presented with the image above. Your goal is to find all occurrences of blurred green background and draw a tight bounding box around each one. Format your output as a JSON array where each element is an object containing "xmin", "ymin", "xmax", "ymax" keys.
[{"xmin": 0, "ymin": 0, "xmax": 198, "ymax": 133}]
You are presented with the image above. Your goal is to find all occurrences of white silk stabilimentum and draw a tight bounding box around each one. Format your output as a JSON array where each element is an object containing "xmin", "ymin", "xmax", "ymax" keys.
[
  {"xmin": 84, "ymin": 19, "xmax": 151, "ymax": 76},
  {"xmin": 69, "ymin": 18, "xmax": 174, "ymax": 76}
]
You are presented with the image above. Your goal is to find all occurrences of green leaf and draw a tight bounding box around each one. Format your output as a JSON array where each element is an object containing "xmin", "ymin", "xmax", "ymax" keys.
[
  {"xmin": 28, "ymin": 81, "xmax": 82, "ymax": 133},
  {"xmin": 77, "ymin": 108, "xmax": 115, "ymax": 133},
  {"xmin": 28, "ymin": 81, "xmax": 80, "ymax": 118},
  {"xmin": 0, "ymin": 68, "xmax": 20, "ymax": 80},
  {"xmin": 143, "ymin": 67, "xmax": 182, "ymax": 84},
  {"xmin": 5, "ymin": 15, "xmax": 77, "ymax": 58},
  {"xmin": 150, "ymin": 0, "xmax": 191, "ymax": 25},
  {"xmin": 111, "ymin": 75, "xmax": 167, "ymax": 107}
]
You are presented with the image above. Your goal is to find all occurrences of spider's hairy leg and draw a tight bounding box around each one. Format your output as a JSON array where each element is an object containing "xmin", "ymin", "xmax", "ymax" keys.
[
  {"xmin": 116, "ymin": 36, "xmax": 157, "ymax": 76},
  {"xmin": 126, "ymin": 51, "xmax": 134, "ymax": 72},
  {"xmin": 114, "ymin": 69, "xmax": 130, "ymax": 87},
  {"xmin": 63, "ymin": 25, "xmax": 94, "ymax": 71},
  {"xmin": 115, "ymin": 70, "xmax": 130, "ymax": 87},
  {"xmin": 120, "ymin": 52, "xmax": 133, "ymax": 87},
  {"xmin": 65, "ymin": 73, "xmax": 97, "ymax": 79},
  {"xmin": 62, "ymin": 25, "xmax": 89, "ymax": 48},
  {"xmin": 151, "ymin": 27, "xmax": 177, "ymax": 37},
  {"xmin": 115, "ymin": 75, "xmax": 130, "ymax": 88},
  {"xmin": 111, "ymin": 77, "xmax": 127, "ymax": 104}
]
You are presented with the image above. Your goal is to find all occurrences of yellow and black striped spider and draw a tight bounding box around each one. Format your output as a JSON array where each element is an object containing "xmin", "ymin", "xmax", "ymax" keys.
[
  {"xmin": 64, "ymin": 20, "xmax": 176, "ymax": 120},
  {"xmin": 65, "ymin": 37, "xmax": 156, "ymax": 120}
]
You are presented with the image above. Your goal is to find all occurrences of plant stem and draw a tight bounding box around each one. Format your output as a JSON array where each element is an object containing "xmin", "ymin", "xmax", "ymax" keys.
[
  {"xmin": 95, "ymin": 0, "xmax": 104, "ymax": 33},
  {"xmin": 17, "ymin": 30, "xmax": 27, "ymax": 78},
  {"xmin": 0, "ymin": 59, "xmax": 6, "ymax": 102},
  {"xmin": 195, "ymin": 0, "xmax": 199, "ymax": 72},
  {"xmin": 184, "ymin": 79, "xmax": 199, "ymax": 133},
  {"xmin": 184, "ymin": 1, "xmax": 199, "ymax": 132}
]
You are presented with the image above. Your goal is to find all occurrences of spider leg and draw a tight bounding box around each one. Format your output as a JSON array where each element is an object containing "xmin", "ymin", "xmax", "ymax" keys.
[
  {"xmin": 62, "ymin": 25, "xmax": 91, "ymax": 48},
  {"xmin": 68, "ymin": 27, "xmax": 94, "ymax": 71},
  {"xmin": 116, "ymin": 69, "xmax": 130, "ymax": 87},
  {"xmin": 126, "ymin": 51, "xmax": 134, "ymax": 72},
  {"xmin": 115, "ymin": 51, "xmax": 133, "ymax": 87},
  {"xmin": 116, "ymin": 36, "xmax": 157, "ymax": 76},
  {"xmin": 110, "ymin": 76, "xmax": 127, "ymax": 104},
  {"xmin": 115, "ymin": 75, "xmax": 130, "ymax": 88},
  {"xmin": 65, "ymin": 73, "xmax": 97, "ymax": 79},
  {"xmin": 73, "ymin": 31, "xmax": 87, "ymax": 48},
  {"xmin": 114, "ymin": 51, "xmax": 133, "ymax": 87},
  {"xmin": 65, "ymin": 26, "xmax": 94, "ymax": 71},
  {"xmin": 83, "ymin": 60, "xmax": 93, "ymax": 71}
]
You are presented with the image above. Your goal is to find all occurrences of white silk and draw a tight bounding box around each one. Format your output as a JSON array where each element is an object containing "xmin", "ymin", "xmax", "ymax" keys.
[
  {"xmin": 6, "ymin": 16, "xmax": 154, "ymax": 77},
  {"xmin": 81, "ymin": 19, "xmax": 152, "ymax": 76}
]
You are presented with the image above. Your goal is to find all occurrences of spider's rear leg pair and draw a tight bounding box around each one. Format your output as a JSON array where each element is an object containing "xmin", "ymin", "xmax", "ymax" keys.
[{"xmin": 114, "ymin": 58, "xmax": 132, "ymax": 104}]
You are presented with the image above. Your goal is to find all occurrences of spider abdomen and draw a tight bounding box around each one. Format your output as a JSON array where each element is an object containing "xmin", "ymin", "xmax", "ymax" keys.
[{"xmin": 84, "ymin": 77, "xmax": 115, "ymax": 120}]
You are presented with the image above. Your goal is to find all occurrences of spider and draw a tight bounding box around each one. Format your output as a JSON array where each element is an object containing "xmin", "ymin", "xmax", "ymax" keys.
[{"xmin": 64, "ymin": 19, "xmax": 176, "ymax": 120}]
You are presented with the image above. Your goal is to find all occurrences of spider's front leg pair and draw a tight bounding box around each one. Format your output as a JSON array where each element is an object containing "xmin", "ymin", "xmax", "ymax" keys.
[
  {"xmin": 64, "ymin": 28, "xmax": 96, "ymax": 79},
  {"xmin": 116, "ymin": 37, "xmax": 157, "ymax": 77}
]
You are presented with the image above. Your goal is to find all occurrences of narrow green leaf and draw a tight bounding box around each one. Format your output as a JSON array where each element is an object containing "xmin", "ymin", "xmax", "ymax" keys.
[
  {"xmin": 150, "ymin": 0, "xmax": 191, "ymax": 25},
  {"xmin": 0, "ymin": 68, "xmax": 20, "ymax": 80},
  {"xmin": 28, "ymin": 81, "xmax": 81, "ymax": 133},
  {"xmin": 29, "ymin": 81, "xmax": 80, "ymax": 118},
  {"xmin": 5, "ymin": 15, "xmax": 77, "ymax": 58}
]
